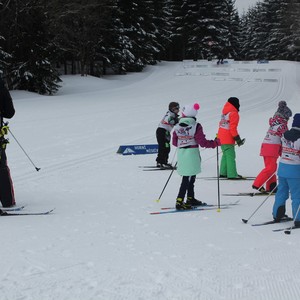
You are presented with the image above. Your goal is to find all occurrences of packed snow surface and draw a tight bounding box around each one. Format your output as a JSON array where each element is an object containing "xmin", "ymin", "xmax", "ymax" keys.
[{"xmin": 2, "ymin": 59, "xmax": 300, "ymax": 300}]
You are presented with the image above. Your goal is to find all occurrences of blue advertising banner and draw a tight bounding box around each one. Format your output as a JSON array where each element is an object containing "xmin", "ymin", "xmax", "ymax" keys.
[{"xmin": 117, "ymin": 144, "xmax": 158, "ymax": 155}]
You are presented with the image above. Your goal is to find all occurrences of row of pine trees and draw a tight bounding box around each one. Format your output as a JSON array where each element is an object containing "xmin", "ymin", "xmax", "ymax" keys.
[{"xmin": 0, "ymin": 0, "xmax": 299, "ymax": 95}]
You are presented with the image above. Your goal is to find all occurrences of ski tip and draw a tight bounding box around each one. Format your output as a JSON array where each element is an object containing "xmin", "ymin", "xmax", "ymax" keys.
[
  {"xmin": 284, "ymin": 230, "xmax": 291, "ymax": 235},
  {"xmin": 242, "ymin": 219, "xmax": 248, "ymax": 224}
]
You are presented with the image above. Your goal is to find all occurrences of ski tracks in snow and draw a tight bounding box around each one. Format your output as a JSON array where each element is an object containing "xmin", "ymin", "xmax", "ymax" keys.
[{"xmin": 4, "ymin": 60, "xmax": 300, "ymax": 300}]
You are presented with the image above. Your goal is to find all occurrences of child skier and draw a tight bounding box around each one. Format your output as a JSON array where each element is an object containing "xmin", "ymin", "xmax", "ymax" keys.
[
  {"xmin": 156, "ymin": 102, "xmax": 180, "ymax": 168},
  {"xmin": 252, "ymin": 101, "xmax": 292, "ymax": 193},
  {"xmin": 272, "ymin": 113, "xmax": 300, "ymax": 227},
  {"xmin": 172, "ymin": 103, "xmax": 220, "ymax": 210},
  {"xmin": 218, "ymin": 97, "xmax": 245, "ymax": 179}
]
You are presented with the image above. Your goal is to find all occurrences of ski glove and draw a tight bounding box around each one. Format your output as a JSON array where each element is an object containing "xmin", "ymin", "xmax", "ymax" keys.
[
  {"xmin": 169, "ymin": 115, "xmax": 179, "ymax": 126},
  {"xmin": 0, "ymin": 125, "xmax": 9, "ymax": 137},
  {"xmin": 234, "ymin": 135, "xmax": 245, "ymax": 147},
  {"xmin": 0, "ymin": 137, "xmax": 9, "ymax": 150},
  {"xmin": 214, "ymin": 137, "xmax": 221, "ymax": 147}
]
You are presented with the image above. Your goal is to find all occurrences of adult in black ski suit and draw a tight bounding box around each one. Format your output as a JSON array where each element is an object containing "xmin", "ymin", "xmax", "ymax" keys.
[{"xmin": 0, "ymin": 77, "xmax": 16, "ymax": 208}]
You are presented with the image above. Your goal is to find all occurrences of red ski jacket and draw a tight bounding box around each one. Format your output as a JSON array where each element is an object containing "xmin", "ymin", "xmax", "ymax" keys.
[{"xmin": 217, "ymin": 102, "xmax": 239, "ymax": 145}]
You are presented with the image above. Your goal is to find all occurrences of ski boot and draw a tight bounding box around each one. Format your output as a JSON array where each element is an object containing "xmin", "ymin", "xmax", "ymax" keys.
[
  {"xmin": 228, "ymin": 175, "xmax": 246, "ymax": 180},
  {"xmin": 294, "ymin": 221, "xmax": 300, "ymax": 228},
  {"xmin": 186, "ymin": 197, "xmax": 206, "ymax": 207},
  {"xmin": 175, "ymin": 198, "xmax": 192, "ymax": 210},
  {"xmin": 268, "ymin": 182, "xmax": 277, "ymax": 194},
  {"xmin": 163, "ymin": 163, "xmax": 174, "ymax": 169},
  {"xmin": 252, "ymin": 185, "xmax": 267, "ymax": 193},
  {"xmin": 273, "ymin": 205, "xmax": 286, "ymax": 222},
  {"xmin": 156, "ymin": 163, "xmax": 174, "ymax": 170},
  {"xmin": 0, "ymin": 209, "xmax": 8, "ymax": 216}
]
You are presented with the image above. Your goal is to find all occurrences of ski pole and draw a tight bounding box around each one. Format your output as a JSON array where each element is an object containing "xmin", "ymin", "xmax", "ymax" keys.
[
  {"xmin": 155, "ymin": 162, "xmax": 177, "ymax": 203},
  {"xmin": 8, "ymin": 128, "xmax": 41, "ymax": 171},
  {"xmin": 284, "ymin": 203, "xmax": 300, "ymax": 235},
  {"xmin": 242, "ymin": 184, "xmax": 278, "ymax": 223},
  {"xmin": 216, "ymin": 144, "xmax": 221, "ymax": 212}
]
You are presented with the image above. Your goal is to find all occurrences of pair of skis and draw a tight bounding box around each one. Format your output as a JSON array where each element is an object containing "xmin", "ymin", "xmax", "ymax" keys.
[
  {"xmin": 141, "ymin": 167, "xmax": 255, "ymax": 180},
  {"xmin": 247, "ymin": 216, "xmax": 299, "ymax": 234},
  {"xmin": 1, "ymin": 206, "xmax": 54, "ymax": 216},
  {"xmin": 151, "ymin": 204, "xmax": 298, "ymax": 234},
  {"xmin": 140, "ymin": 165, "xmax": 176, "ymax": 171},
  {"xmin": 197, "ymin": 176, "xmax": 255, "ymax": 181},
  {"xmin": 150, "ymin": 201, "xmax": 240, "ymax": 215},
  {"xmin": 250, "ymin": 216, "xmax": 293, "ymax": 227},
  {"xmin": 223, "ymin": 192, "xmax": 275, "ymax": 197}
]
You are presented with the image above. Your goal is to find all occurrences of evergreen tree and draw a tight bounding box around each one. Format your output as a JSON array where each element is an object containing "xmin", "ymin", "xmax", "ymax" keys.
[
  {"xmin": 185, "ymin": 0, "xmax": 203, "ymax": 60},
  {"xmin": 158, "ymin": 0, "xmax": 241, "ymax": 61},
  {"xmin": 239, "ymin": 11, "xmax": 251, "ymax": 60},
  {"xmin": 187, "ymin": 0, "xmax": 237, "ymax": 61},
  {"xmin": 240, "ymin": 2, "xmax": 267, "ymax": 60},
  {"xmin": 252, "ymin": 1, "xmax": 269, "ymax": 60},
  {"xmin": 118, "ymin": 0, "xmax": 164, "ymax": 71},
  {"xmin": 195, "ymin": 0, "xmax": 221, "ymax": 60},
  {"xmin": 152, "ymin": 0, "xmax": 173, "ymax": 61},
  {"xmin": 208, "ymin": 0, "xmax": 230, "ymax": 60},
  {"xmin": 222, "ymin": 0, "xmax": 241, "ymax": 59},
  {"xmin": 2, "ymin": 0, "xmax": 299, "ymax": 94},
  {"xmin": 0, "ymin": 0, "xmax": 60, "ymax": 94},
  {"xmin": 168, "ymin": 0, "xmax": 190, "ymax": 60},
  {"xmin": 0, "ymin": 2, "xmax": 12, "ymax": 77},
  {"xmin": 0, "ymin": 35, "xmax": 11, "ymax": 78},
  {"xmin": 287, "ymin": 0, "xmax": 300, "ymax": 60},
  {"xmin": 263, "ymin": 0, "xmax": 288, "ymax": 59},
  {"xmin": 46, "ymin": 0, "xmax": 117, "ymax": 76},
  {"xmin": 99, "ymin": 1, "xmax": 135, "ymax": 75},
  {"xmin": 137, "ymin": 0, "xmax": 160, "ymax": 65},
  {"xmin": 239, "ymin": 0, "xmax": 299, "ymax": 61}
]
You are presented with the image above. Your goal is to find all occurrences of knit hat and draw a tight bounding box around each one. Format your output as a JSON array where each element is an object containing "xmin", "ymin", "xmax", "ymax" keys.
[
  {"xmin": 276, "ymin": 101, "xmax": 292, "ymax": 120},
  {"xmin": 181, "ymin": 103, "xmax": 200, "ymax": 117},
  {"xmin": 227, "ymin": 97, "xmax": 240, "ymax": 111},
  {"xmin": 292, "ymin": 113, "xmax": 300, "ymax": 128}
]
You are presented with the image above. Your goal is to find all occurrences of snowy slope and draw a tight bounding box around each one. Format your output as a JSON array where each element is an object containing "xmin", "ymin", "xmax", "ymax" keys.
[{"xmin": 2, "ymin": 59, "xmax": 300, "ymax": 300}]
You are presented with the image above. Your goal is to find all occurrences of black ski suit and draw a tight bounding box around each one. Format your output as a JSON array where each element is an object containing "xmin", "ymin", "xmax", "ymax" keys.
[{"xmin": 0, "ymin": 78, "xmax": 16, "ymax": 207}]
